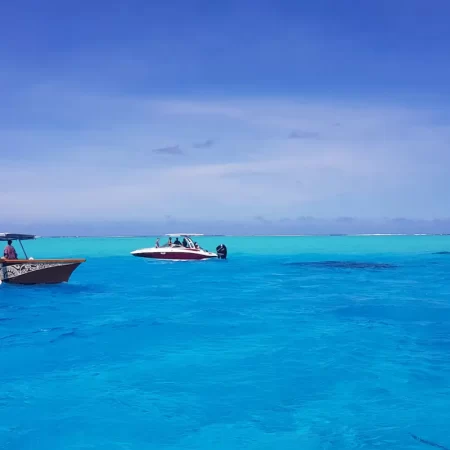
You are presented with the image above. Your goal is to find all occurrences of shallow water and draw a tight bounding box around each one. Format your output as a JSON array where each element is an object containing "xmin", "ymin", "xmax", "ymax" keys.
[{"xmin": 1, "ymin": 236, "xmax": 450, "ymax": 449}]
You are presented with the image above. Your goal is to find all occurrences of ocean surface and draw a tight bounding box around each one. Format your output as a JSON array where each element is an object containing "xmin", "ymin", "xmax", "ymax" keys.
[{"xmin": 2, "ymin": 235, "xmax": 450, "ymax": 449}]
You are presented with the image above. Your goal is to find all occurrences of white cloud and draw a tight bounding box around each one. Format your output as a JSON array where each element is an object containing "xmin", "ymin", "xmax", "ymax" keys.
[{"xmin": 3, "ymin": 89, "xmax": 450, "ymax": 222}]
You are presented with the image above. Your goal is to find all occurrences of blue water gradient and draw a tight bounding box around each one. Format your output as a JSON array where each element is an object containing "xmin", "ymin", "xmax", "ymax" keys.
[{"xmin": 1, "ymin": 236, "xmax": 450, "ymax": 449}]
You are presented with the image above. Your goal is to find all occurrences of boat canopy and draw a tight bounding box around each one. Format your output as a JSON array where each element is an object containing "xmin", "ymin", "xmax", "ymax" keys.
[{"xmin": 0, "ymin": 233, "xmax": 36, "ymax": 241}]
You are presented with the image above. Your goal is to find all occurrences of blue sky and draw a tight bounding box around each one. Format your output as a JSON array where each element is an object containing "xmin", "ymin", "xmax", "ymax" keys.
[{"xmin": 2, "ymin": 0, "xmax": 450, "ymax": 234}]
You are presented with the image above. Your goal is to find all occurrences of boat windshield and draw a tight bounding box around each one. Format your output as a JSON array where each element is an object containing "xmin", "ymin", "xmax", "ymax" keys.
[
  {"xmin": 183, "ymin": 237, "xmax": 195, "ymax": 249},
  {"xmin": 160, "ymin": 235, "xmax": 197, "ymax": 249}
]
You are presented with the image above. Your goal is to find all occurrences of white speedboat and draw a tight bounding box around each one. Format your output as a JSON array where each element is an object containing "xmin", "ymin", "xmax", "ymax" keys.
[{"xmin": 131, "ymin": 233, "xmax": 218, "ymax": 260}]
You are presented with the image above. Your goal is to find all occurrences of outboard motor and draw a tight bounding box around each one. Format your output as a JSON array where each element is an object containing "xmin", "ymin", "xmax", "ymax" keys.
[{"xmin": 216, "ymin": 243, "xmax": 227, "ymax": 259}]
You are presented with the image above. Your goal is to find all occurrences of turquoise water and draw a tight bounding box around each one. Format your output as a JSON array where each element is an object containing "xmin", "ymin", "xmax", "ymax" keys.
[{"xmin": 1, "ymin": 236, "xmax": 450, "ymax": 449}]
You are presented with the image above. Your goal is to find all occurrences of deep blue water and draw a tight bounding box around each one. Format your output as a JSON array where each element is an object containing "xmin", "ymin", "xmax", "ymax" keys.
[{"xmin": 1, "ymin": 236, "xmax": 450, "ymax": 449}]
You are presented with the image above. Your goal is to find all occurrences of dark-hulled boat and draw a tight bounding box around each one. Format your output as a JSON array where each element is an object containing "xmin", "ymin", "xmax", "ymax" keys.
[{"xmin": 0, "ymin": 233, "xmax": 85, "ymax": 285}]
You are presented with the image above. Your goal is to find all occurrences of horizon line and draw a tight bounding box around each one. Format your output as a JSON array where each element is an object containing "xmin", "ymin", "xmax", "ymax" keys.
[{"xmin": 28, "ymin": 233, "xmax": 450, "ymax": 239}]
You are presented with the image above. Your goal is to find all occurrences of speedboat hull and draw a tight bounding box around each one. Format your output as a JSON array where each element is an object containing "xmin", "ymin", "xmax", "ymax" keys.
[
  {"xmin": 131, "ymin": 248, "xmax": 217, "ymax": 260},
  {"xmin": 0, "ymin": 259, "xmax": 85, "ymax": 285}
]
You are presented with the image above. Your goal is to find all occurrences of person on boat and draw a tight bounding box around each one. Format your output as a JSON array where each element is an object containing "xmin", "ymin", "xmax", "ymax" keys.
[
  {"xmin": 173, "ymin": 237, "xmax": 182, "ymax": 246},
  {"xmin": 3, "ymin": 240, "xmax": 18, "ymax": 260},
  {"xmin": 155, "ymin": 238, "xmax": 160, "ymax": 248},
  {"xmin": 167, "ymin": 237, "xmax": 172, "ymax": 247},
  {"xmin": 182, "ymin": 237, "xmax": 188, "ymax": 247},
  {"xmin": 194, "ymin": 242, "xmax": 200, "ymax": 249}
]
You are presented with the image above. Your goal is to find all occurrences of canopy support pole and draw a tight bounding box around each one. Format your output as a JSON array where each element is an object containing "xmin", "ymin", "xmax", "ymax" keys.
[{"xmin": 19, "ymin": 240, "xmax": 28, "ymax": 259}]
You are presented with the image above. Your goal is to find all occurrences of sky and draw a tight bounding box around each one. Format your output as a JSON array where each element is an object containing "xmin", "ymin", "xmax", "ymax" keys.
[{"xmin": 2, "ymin": 0, "xmax": 450, "ymax": 235}]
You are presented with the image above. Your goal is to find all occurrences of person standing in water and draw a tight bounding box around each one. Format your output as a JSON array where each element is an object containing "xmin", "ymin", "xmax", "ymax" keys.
[{"xmin": 216, "ymin": 244, "xmax": 227, "ymax": 259}]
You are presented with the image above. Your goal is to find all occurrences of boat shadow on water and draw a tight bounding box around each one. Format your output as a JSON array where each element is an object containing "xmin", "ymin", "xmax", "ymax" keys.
[
  {"xmin": 0, "ymin": 280, "xmax": 106, "ymax": 295},
  {"xmin": 410, "ymin": 433, "xmax": 449, "ymax": 450},
  {"xmin": 284, "ymin": 261, "xmax": 397, "ymax": 270}
]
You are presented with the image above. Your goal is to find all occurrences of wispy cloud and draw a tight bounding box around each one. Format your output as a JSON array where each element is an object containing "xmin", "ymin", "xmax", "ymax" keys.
[
  {"xmin": 152, "ymin": 145, "xmax": 183, "ymax": 155},
  {"xmin": 336, "ymin": 216, "xmax": 356, "ymax": 223},
  {"xmin": 193, "ymin": 139, "xmax": 215, "ymax": 149},
  {"xmin": 2, "ymin": 91, "xmax": 450, "ymax": 225},
  {"xmin": 289, "ymin": 130, "xmax": 321, "ymax": 140},
  {"xmin": 253, "ymin": 215, "xmax": 271, "ymax": 224}
]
